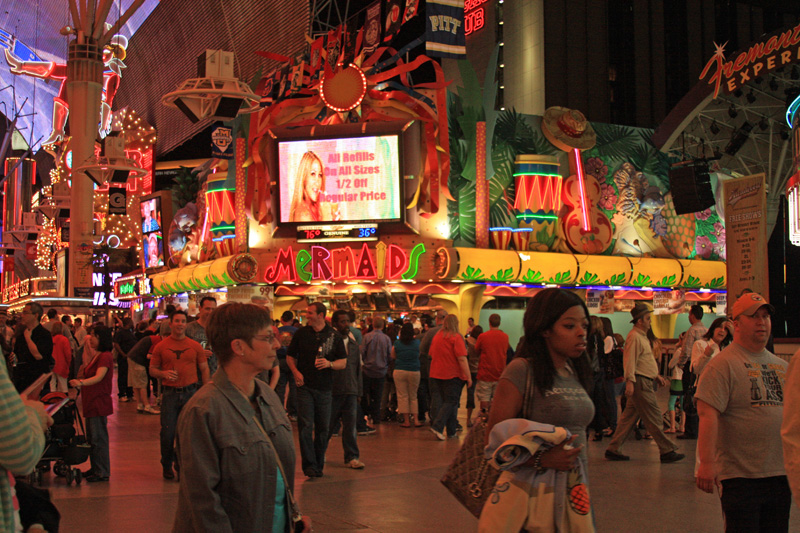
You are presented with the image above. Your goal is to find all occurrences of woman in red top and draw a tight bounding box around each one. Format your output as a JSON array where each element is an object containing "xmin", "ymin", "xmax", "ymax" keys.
[
  {"xmin": 69, "ymin": 325, "xmax": 114, "ymax": 482},
  {"xmin": 429, "ymin": 315, "xmax": 471, "ymax": 440},
  {"xmin": 50, "ymin": 321, "xmax": 73, "ymax": 392}
]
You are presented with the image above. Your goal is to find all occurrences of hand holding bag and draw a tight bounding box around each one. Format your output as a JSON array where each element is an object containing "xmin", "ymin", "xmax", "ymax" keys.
[{"xmin": 440, "ymin": 360, "xmax": 534, "ymax": 517}]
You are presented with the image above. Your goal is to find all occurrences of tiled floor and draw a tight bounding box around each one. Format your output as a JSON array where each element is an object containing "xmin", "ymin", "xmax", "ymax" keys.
[{"xmin": 41, "ymin": 387, "xmax": 797, "ymax": 532}]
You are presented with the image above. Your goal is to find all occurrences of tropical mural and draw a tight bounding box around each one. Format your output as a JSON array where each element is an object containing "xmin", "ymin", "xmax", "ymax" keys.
[{"xmin": 447, "ymin": 61, "xmax": 726, "ymax": 262}]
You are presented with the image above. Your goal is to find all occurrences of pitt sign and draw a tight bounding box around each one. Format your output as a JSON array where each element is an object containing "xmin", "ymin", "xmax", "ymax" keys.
[
  {"xmin": 700, "ymin": 23, "xmax": 800, "ymax": 98},
  {"xmin": 264, "ymin": 243, "xmax": 426, "ymax": 283}
]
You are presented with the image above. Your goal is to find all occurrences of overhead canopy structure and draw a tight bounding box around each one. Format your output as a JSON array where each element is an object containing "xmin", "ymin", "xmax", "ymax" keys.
[{"xmin": 653, "ymin": 25, "xmax": 800, "ymax": 235}]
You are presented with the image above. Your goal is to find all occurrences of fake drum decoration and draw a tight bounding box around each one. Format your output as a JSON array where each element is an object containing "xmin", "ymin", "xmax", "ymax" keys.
[{"xmin": 513, "ymin": 155, "xmax": 561, "ymax": 251}]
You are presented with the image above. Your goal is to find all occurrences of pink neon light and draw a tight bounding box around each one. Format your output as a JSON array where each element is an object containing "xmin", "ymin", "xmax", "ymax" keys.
[{"xmin": 572, "ymin": 149, "xmax": 590, "ymax": 231}]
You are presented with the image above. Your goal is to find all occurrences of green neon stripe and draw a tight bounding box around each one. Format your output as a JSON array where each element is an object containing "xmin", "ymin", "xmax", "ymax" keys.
[
  {"xmin": 402, "ymin": 243, "xmax": 426, "ymax": 280},
  {"xmin": 516, "ymin": 214, "xmax": 558, "ymax": 220},
  {"xmin": 512, "ymin": 172, "xmax": 561, "ymax": 177}
]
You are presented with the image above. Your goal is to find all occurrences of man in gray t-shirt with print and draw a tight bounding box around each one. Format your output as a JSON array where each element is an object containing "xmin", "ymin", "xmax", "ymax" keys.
[{"xmin": 695, "ymin": 292, "xmax": 790, "ymax": 531}]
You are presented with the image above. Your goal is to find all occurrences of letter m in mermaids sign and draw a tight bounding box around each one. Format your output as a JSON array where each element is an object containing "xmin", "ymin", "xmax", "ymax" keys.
[{"xmin": 426, "ymin": 0, "xmax": 466, "ymax": 59}]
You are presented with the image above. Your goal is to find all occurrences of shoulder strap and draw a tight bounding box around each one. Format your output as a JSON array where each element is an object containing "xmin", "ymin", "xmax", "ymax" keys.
[
  {"xmin": 521, "ymin": 359, "xmax": 535, "ymax": 419},
  {"xmin": 252, "ymin": 415, "xmax": 302, "ymax": 527}
]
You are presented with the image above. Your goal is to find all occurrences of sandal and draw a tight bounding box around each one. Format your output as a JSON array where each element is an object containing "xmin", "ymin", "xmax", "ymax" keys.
[{"xmin": 665, "ymin": 429, "xmax": 676, "ymax": 434}]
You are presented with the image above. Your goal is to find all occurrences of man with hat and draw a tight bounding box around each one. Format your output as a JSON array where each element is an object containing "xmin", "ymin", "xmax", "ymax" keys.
[
  {"xmin": 696, "ymin": 292, "xmax": 790, "ymax": 531},
  {"xmin": 605, "ymin": 302, "xmax": 684, "ymax": 463}
]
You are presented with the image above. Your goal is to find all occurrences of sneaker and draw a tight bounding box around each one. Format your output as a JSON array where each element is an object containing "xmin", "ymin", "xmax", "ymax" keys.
[
  {"xmin": 604, "ymin": 450, "xmax": 630, "ymax": 461},
  {"xmin": 346, "ymin": 459, "xmax": 365, "ymax": 469},
  {"xmin": 660, "ymin": 451, "xmax": 686, "ymax": 464},
  {"xmin": 144, "ymin": 406, "xmax": 161, "ymax": 415},
  {"xmin": 137, "ymin": 404, "xmax": 145, "ymax": 413},
  {"xmin": 357, "ymin": 427, "xmax": 377, "ymax": 436},
  {"xmin": 430, "ymin": 427, "xmax": 446, "ymax": 441}
]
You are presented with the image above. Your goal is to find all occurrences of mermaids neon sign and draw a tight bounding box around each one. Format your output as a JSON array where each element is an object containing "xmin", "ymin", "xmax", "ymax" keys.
[{"xmin": 264, "ymin": 243, "xmax": 426, "ymax": 283}]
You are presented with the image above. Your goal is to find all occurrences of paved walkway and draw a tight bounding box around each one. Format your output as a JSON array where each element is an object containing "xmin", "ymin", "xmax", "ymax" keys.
[{"xmin": 43, "ymin": 387, "xmax": 797, "ymax": 532}]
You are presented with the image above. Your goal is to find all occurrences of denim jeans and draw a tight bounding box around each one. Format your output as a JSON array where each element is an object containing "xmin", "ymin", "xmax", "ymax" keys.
[
  {"xmin": 329, "ymin": 394, "xmax": 359, "ymax": 462},
  {"xmin": 417, "ymin": 375, "xmax": 430, "ymax": 421},
  {"xmin": 86, "ymin": 416, "xmax": 110, "ymax": 477},
  {"xmin": 361, "ymin": 376, "xmax": 385, "ymax": 424},
  {"xmin": 296, "ymin": 385, "xmax": 333, "ymax": 474},
  {"xmin": 275, "ymin": 358, "xmax": 297, "ymax": 416},
  {"xmin": 431, "ymin": 378, "xmax": 464, "ymax": 436},
  {"xmin": 160, "ymin": 385, "xmax": 199, "ymax": 470},
  {"xmin": 428, "ymin": 377, "xmax": 441, "ymax": 423}
]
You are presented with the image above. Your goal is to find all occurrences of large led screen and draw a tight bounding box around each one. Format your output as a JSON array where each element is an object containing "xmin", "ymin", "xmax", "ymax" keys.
[
  {"xmin": 140, "ymin": 197, "xmax": 164, "ymax": 268},
  {"xmin": 278, "ymin": 135, "xmax": 401, "ymax": 223}
]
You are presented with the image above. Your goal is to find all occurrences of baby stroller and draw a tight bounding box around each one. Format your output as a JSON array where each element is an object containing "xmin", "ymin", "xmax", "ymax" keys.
[{"xmin": 29, "ymin": 392, "xmax": 91, "ymax": 486}]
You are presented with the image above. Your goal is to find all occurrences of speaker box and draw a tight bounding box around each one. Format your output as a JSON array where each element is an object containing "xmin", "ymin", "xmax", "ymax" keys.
[{"xmin": 669, "ymin": 163, "xmax": 715, "ymax": 215}]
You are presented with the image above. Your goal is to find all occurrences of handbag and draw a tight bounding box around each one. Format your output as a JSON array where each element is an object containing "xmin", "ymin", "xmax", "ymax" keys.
[{"xmin": 440, "ymin": 360, "xmax": 534, "ymax": 518}]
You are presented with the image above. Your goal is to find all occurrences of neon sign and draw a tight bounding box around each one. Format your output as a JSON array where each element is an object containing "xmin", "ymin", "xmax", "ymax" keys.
[
  {"xmin": 465, "ymin": 0, "xmax": 489, "ymax": 36},
  {"xmin": 700, "ymin": 24, "xmax": 800, "ymax": 98},
  {"xmin": 93, "ymin": 272, "xmax": 122, "ymax": 306},
  {"xmin": 264, "ymin": 243, "xmax": 426, "ymax": 283}
]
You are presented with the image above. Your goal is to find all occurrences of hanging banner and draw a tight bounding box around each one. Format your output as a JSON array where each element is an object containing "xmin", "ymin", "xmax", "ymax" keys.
[
  {"xmin": 383, "ymin": 0, "xmax": 405, "ymax": 43},
  {"xmin": 362, "ymin": 0, "xmax": 382, "ymax": 55},
  {"xmin": 723, "ymin": 173, "xmax": 768, "ymax": 303},
  {"xmin": 309, "ymin": 36, "xmax": 325, "ymax": 79},
  {"xmin": 716, "ymin": 293, "xmax": 727, "ymax": 316},
  {"xmin": 653, "ymin": 289, "xmax": 685, "ymax": 315},
  {"xmin": 586, "ymin": 289, "xmax": 615, "ymax": 314},
  {"xmin": 404, "ymin": 0, "xmax": 420, "ymax": 22},
  {"xmin": 426, "ymin": 0, "xmax": 467, "ymax": 59},
  {"xmin": 257, "ymin": 69, "xmax": 276, "ymax": 107},
  {"xmin": 326, "ymin": 26, "xmax": 342, "ymax": 78},
  {"xmin": 108, "ymin": 186, "xmax": 127, "ymax": 215},
  {"xmin": 211, "ymin": 124, "xmax": 234, "ymax": 159}
]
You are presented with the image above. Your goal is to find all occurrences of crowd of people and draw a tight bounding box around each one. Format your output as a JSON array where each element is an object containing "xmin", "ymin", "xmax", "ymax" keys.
[{"xmin": 2, "ymin": 289, "xmax": 800, "ymax": 531}]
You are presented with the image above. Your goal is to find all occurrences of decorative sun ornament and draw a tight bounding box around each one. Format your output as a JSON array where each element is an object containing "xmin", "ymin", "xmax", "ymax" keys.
[{"xmin": 320, "ymin": 65, "xmax": 368, "ymax": 113}]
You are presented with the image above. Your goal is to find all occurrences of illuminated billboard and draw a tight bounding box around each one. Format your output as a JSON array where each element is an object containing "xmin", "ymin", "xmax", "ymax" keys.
[{"xmin": 278, "ymin": 134, "xmax": 402, "ymax": 224}]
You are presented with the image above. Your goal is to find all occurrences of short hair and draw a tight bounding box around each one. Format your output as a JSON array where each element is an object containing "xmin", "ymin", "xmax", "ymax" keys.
[
  {"xmin": 207, "ymin": 303, "xmax": 273, "ymax": 365},
  {"xmin": 489, "ymin": 313, "xmax": 501, "ymax": 327},
  {"xmin": 281, "ymin": 310, "xmax": 294, "ymax": 322},
  {"xmin": 347, "ymin": 310, "xmax": 356, "ymax": 322},
  {"xmin": 94, "ymin": 325, "xmax": 114, "ymax": 352},
  {"xmin": 74, "ymin": 317, "xmax": 83, "ymax": 326},
  {"xmin": 373, "ymin": 317, "xmax": 385, "ymax": 330},
  {"xmin": 50, "ymin": 321, "xmax": 65, "ymax": 336},
  {"xmin": 29, "ymin": 303, "xmax": 44, "ymax": 320},
  {"xmin": 47, "ymin": 309, "xmax": 58, "ymax": 319},
  {"xmin": 61, "ymin": 315, "xmax": 71, "ymax": 324},
  {"xmin": 470, "ymin": 325, "xmax": 483, "ymax": 339},
  {"xmin": 159, "ymin": 321, "xmax": 172, "ymax": 337},
  {"xmin": 690, "ymin": 304, "xmax": 704, "ymax": 320},
  {"xmin": 122, "ymin": 317, "xmax": 134, "ymax": 328},
  {"xmin": 199, "ymin": 296, "xmax": 217, "ymax": 308},
  {"xmin": 136, "ymin": 321, "xmax": 149, "ymax": 333},
  {"xmin": 310, "ymin": 302, "xmax": 326, "ymax": 317},
  {"xmin": 331, "ymin": 309, "xmax": 349, "ymax": 326},
  {"xmin": 170, "ymin": 310, "xmax": 188, "ymax": 322},
  {"xmin": 165, "ymin": 304, "xmax": 177, "ymax": 315}
]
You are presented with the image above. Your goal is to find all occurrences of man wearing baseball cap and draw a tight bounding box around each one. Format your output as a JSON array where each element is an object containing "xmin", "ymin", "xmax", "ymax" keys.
[
  {"xmin": 605, "ymin": 302, "xmax": 684, "ymax": 463},
  {"xmin": 695, "ymin": 292, "xmax": 790, "ymax": 531}
]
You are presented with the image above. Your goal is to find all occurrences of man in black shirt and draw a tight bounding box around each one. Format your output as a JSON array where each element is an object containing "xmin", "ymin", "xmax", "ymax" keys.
[
  {"xmin": 286, "ymin": 303, "xmax": 347, "ymax": 478},
  {"xmin": 113, "ymin": 317, "xmax": 137, "ymax": 402},
  {"xmin": 13, "ymin": 303, "xmax": 54, "ymax": 392}
]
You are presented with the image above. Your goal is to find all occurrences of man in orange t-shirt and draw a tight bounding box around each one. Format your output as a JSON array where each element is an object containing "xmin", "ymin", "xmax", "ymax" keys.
[
  {"xmin": 475, "ymin": 313, "xmax": 509, "ymax": 413},
  {"xmin": 150, "ymin": 310, "xmax": 210, "ymax": 480}
]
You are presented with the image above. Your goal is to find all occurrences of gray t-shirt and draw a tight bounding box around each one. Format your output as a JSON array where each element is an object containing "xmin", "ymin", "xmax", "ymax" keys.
[
  {"xmin": 501, "ymin": 358, "xmax": 595, "ymax": 460},
  {"xmin": 695, "ymin": 342, "xmax": 788, "ymax": 481},
  {"xmin": 185, "ymin": 321, "xmax": 218, "ymax": 376}
]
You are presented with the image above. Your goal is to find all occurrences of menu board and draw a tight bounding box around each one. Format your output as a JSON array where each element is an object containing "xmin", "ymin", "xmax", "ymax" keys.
[{"xmin": 723, "ymin": 173, "xmax": 768, "ymax": 302}]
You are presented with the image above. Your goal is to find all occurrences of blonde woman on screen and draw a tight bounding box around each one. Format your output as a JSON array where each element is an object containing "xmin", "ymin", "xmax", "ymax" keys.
[{"xmin": 289, "ymin": 151, "xmax": 338, "ymax": 222}]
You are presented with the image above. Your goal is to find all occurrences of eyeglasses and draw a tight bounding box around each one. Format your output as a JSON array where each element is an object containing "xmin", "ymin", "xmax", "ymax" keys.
[{"xmin": 252, "ymin": 334, "xmax": 275, "ymax": 343}]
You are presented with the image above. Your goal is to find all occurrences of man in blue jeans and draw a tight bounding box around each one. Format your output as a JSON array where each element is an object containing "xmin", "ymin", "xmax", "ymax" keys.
[
  {"xmin": 149, "ymin": 311, "xmax": 211, "ymax": 480},
  {"xmin": 287, "ymin": 303, "xmax": 347, "ymax": 478},
  {"xmin": 328, "ymin": 310, "xmax": 365, "ymax": 469},
  {"xmin": 360, "ymin": 317, "xmax": 392, "ymax": 425},
  {"xmin": 275, "ymin": 311, "xmax": 299, "ymax": 419}
]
